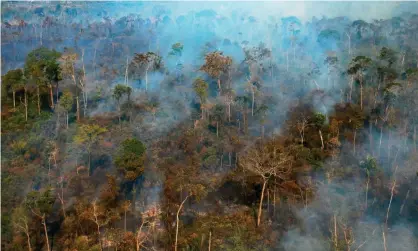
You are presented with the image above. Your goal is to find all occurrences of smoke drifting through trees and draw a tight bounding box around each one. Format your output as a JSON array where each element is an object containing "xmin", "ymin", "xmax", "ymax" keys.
[{"xmin": 1, "ymin": 1, "xmax": 418, "ymax": 251}]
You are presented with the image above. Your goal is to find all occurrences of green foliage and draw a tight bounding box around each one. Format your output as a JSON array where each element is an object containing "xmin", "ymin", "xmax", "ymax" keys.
[
  {"xmin": 60, "ymin": 90, "xmax": 74, "ymax": 112},
  {"xmin": 74, "ymin": 124, "xmax": 107, "ymax": 151},
  {"xmin": 348, "ymin": 56, "xmax": 372, "ymax": 76},
  {"xmin": 193, "ymin": 78, "xmax": 209, "ymax": 104},
  {"xmin": 379, "ymin": 47, "xmax": 397, "ymax": 67},
  {"xmin": 24, "ymin": 47, "xmax": 61, "ymax": 86},
  {"xmin": 360, "ymin": 155, "xmax": 378, "ymax": 175},
  {"xmin": 114, "ymin": 138, "xmax": 146, "ymax": 181},
  {"xmin": 312, "ymin": 112, "xmax": 326, "ymax": 129},
  {"xmin": 113, "ymin": 84, "xmax": 132, "ymax": 102},
  {"xmin": 24, "ymin": 188, "xmax": 55, "ymax": 215},
  {"xmin": 2, "ymin": 69, "xmax": 24, "ymax": 94}
]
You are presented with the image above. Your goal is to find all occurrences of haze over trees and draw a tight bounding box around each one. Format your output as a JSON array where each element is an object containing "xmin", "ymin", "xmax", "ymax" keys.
[{"xmin": 1, "ymin": 2, "xmax": 418, "ymax": 251}]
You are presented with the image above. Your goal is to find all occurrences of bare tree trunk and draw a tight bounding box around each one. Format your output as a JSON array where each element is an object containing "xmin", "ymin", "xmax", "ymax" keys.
[
  {"xmin": 42, "ymin": 216, "xmax": 50, "ymax": 251},
  {"xmin": 257, "ymin": 179, "xmax": 267, "ymax": 227},
  {"xmin": 76, "ymin": 96, "xmax": 80, "ymax": 121},
  {"xmin": 346, "ymin": 32, "xmax": 351, "ymax": 56},
  {"xmin": 319, "ymin": 130, "xmax": 324, "ymax": 150},
  {"xmin": 175, "ymin": 196, "xmax": 189, "ymax": 251},
  {"xmin": 26, "ymin": 228, "xmax": 32, "ymax": 251},
  {"xmin": 13, "ymin": 91, "xmax": 16, "ymax": 108},
  {"xmin": 369, "ymin": 123, "xmax": 374, "ymax": 156},
  {"xmin": 382, "ymin": 228, "xmax": 387, "ymax": 251},
  {"xmin": 386, "ymin": 168, "xmax": 397, "ymax": 225},
  {"xmin": 414, "ymin": 125, "xmax": 417, "ymax": 153},
  {"xmin": 251, "ymin": 89, "xmax": 255, "ymax": 117},
  {"xmin": 216, "ymin": 121, "xmax": 219, "ymax": 138},
  {"xmin": 333, "ymin": 213, "xmax": 338, "ymax": 251},
  {"xmin": 66, "ymin": 112, "xmax": 69, "ymax": 129},
  {"xmin": 37, "ymin": 86, "xmax": 41, "ymax": 115},
  {"xmin": 24, "ymin": 89, "xmax": 28, "ymax": 122},
  {"xmin": 124, "ymin": 209, "xmax": 127, "ymax": 232},
  {"xmin": 217, "ymin": 78, "xmax": 221, "ymax": 92},
  {"xmin": 399, "ymin": 189, "xmax": 410, "ymax": 215},
  {"xmin": 228, "ymin": 103, "xmax": 231, "ymax": 122},
  {"xmin": 353, "ymin": 130, "xmax": 357, "ymax": 154},
  {"xmin": 379, "ymin": 126, "xmax": 383, "ymax": 157},
  {"xmin": 93, "ymin": 202, "xmax": 103, "ymax": 251},
  {"xmin": 208, "ymin": 231, "xmax": 212, "ymax": 251},
  {"xmin": 49, "ymin": 84, "xmax": 54, "ymax": 108},
  {"xmin": 360, "ymin": 82, "xmax": 363, "ymax": 111},
  {"xmin": 145, "ymin": 69, "xmax": 148, "ymax": 91},
  {"xmin": 365, "ymin": 172, "xmax": 369, "ymax": 210}
]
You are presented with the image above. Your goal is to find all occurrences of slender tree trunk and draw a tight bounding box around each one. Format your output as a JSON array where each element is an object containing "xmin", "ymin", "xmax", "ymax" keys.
[
  {"xmin": 88, "ymin": 150, "xmax": 91, "ymax": 176},
  {"xmin": 333, "ymin": 213, "xmax": 338, "ymax": 251},
  {"xmin": 379, "ymin": 126, "xmax": 383, "ymax": 157},
  {"xmin": 369, "ymin": 123, "xmax": 374, "ymax": 156},
  {"xmin": 365, "ymin": 172, "xmax": 369, "ymax": 210},
  {"xmin": 360, "ymin": 82, "xmax": 363, "ymax": 111},
  {"xmin": 251, "ymin": 89, "xmax": 255, "ymax": 117},
  {"xmin": 414, "ymin": 125, "xmax": 417, "ymax": 153},
  {"xmin": 175, "ymin": 196, "xmax": 189, "ymax": 251},
  {"xmin": 217, "ymin": 78, "xmax": 221, "ymax": 92},
  {"xmin": 42, "ymin": 216, "xmax": 50, "ymax": 251},
  {"xmin": 145, "ymin": 69, "xmax": 148, "ymax": 91},
  {"xmin": 228, "ymin": 103, "xmax": 231, "ymax": 122},
  {"xmin": 26, "ymin": 228, "xmax": 32, "ymax": 251},
  {"xmin": 37, "ymin": 86, "xmax": 41, "ymax": 115},
  {"xmin": 346, "ymin": 32, "xmax": 351, "ymax": 56},
  {"xmin": 208, "ymin": 231, "xmax": 212, "ymax": 251},
  {"xmin": 399, "ymin": 189, "xmax": 410, "ymax": 215},
  {"xmin": 319, "ymin": 129, "xmax": 324, "ymax": 150},
  {"xmin": 353, "ymin": 130, "xmax": 357, "ymax": 154},
  {"xmin": 13, "ymin": 91, "xmax": 16, "ymax": 108},
  {"xmin": 216, "ymin": 121, "xmax": 219, "ymax": 138},
  {"xmin": 382, "ymin": 227, "xmax": 387, "ymax": 251},
  {"xmin": 24, "ymin": 89, "xmax": 28, "ymax": 122},
  {"xmin": 124, "ymin": 210, "xmax": 127, "ymax": 232},
  {"xmin": 49, "ymin": 84, "xmax": 54, "ymax": 108},
  {"xmin": 132, "ymin": 183, "xmax": 136, "ymax": 212},
  {"xmin": 257, "ymin": 179, "xmax": 267, "ymax": 227},
  {"xmin": 76, "ymin": 96, "xmax": 80, "ymax": 121},
  {"xmin": 66, "ymin": 112, "xmax": 69, "ymax": 129}
]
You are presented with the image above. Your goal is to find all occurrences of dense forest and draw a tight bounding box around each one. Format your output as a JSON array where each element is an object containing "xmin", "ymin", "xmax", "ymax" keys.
[{"xmin": 1, "ymin": 1, "xmax": 418, "ymax": 251}]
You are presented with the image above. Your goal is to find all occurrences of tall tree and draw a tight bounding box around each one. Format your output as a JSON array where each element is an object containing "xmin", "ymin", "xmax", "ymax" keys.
[
  {"xmin": 25, "ymin": 47, "xmax": 61, "ymax": 115},
  {"xmin": 2, "ymin": 68, "xmax": 24, "ymax": 109},
  {"xmin": 73, "ymin": 124, "xmax": 107, "ymax": 176},
  {"xmin": 200, "ymin": 51, "xmax": 232, "ymax": 93},
  {"xmin": 348, "ymin": 56, "xmax": 372, "ymax": 110},
  {"xmin": 240, "ymin": 140, "xmax": 293, "ymax": 227},
  {"xmin": 59, "ymin": 51, "xmax": 80, "ymax": 121},
  {"xmin": 59, "ymin": 90, "xmax": 73, "ymax": 129},
  {"xmin": 193, "ymin": 78, "xmax": 209, "ymax": 118},
  {"xmin": 113, "ymin": 84, "xmax": 132, "ymax": 125},
  {"xmin": 130, "ymin": 52, "xmax": 163, "ymax": 91}
]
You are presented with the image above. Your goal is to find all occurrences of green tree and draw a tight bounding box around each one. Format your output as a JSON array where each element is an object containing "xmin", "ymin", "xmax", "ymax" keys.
[
  {"xmin": 348, "ymin": 56, "xmax": 372, "ymax": 110},
  {"xmin": 312, "ymin": 112, "xmax": 326, "ymax": 150},
  {"xmin": 114, "ymin": 138, "xmax": 146, "ymax": 181},
  {"xmin": 74, "ymin": 124, "xmax": 107, "ymax": 175},
  {"xmin": 24, "ymin": 47, "xmax": 61, "ymax": 115},
  {"xmin": 114, "ymin": 138, "xmax": 146, "ymax": 211},
  {"xmin": 59, "ymin": 90, "xmax": 73, "ymax": 129},
  {"xmin": 25, "ymin": 188, "xmax": 55, "ymax": 251},
  {"xmin": 11, "ymin": 205, "xmax": 32, "ymax": 251},
  {"xmin": 113, "ymin": 84, "xmax": 132, "ymax": 124},
  {"xmin": 193, "ymin": 78, "xmax": 209, "ymax": 118},
  {"xmin": 2, "ymin": 68, "xmax": 24, "ymax": 109},
  {"xmin": 200, "ymin": 51, "xmax": 232, "ymax": 92}
]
